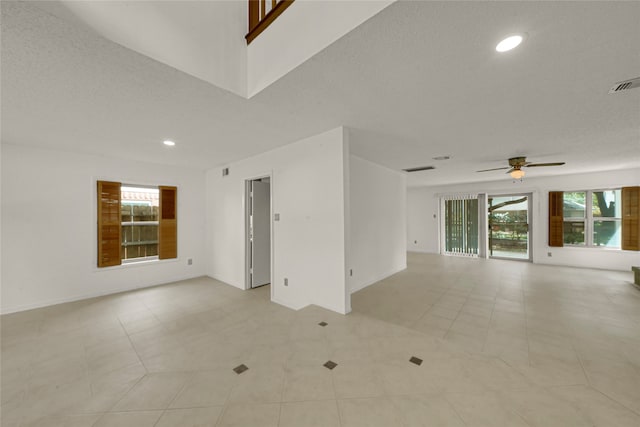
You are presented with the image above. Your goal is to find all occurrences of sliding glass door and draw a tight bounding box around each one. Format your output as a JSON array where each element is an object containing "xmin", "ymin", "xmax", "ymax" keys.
[{"xmin": 488, "ymin": 194, "xmax": 531, "ymax": 260}]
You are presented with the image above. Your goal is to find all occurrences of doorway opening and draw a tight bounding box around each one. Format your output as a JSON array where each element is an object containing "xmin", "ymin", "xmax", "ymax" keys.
[
  {"xmin": 245, "ymin": 177, "xmax": 272, "ymax": 290},
  {"xmin": 488, "ymin": 193, "xmax": 532, "ymax": 261}
]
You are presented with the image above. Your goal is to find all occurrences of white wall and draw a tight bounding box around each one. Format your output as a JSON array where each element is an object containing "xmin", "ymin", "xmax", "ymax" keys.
[
  {"xmin": 53, "ymin": 1, "xmax": 248, "ymax": 97},
  {"xmin": 205, "ymin": 127, "xmax": 350, "ymax": 314},
  {"xmin": 247, "ymin": 0, "xmax": 395, "ymax": 97},
  {"xmin": 407, "ymin": 168, "xmax": 640, "ymax": 271},
  {"xmin": 349, "ymin": 155, "xmax": 406, "ymax": 293},
  {"xmin": 1, "ymin": 144, "xmax": 206, "ymax": 314}
]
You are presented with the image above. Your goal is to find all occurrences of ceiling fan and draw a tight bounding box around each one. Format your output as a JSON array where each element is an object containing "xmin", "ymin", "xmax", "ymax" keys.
[{"xmin": 477, "ymin": 157, "xmax": 565, "ymax": 179}]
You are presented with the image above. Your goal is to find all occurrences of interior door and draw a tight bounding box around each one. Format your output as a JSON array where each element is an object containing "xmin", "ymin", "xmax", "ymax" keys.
[
  {"xmin": 250, "ymin": 180, "xmax": 271, "ymax": 288},
  {"xmin": 488, "ymin": 194, "xmax": 531, "ymax": 260}
]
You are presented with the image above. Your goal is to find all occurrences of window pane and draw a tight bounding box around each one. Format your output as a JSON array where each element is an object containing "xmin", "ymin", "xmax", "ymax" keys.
[
  {"xmin": 593, "ymin": 220, "xmax": 621, "ymax": 248},
  {"xmin": 592, "ymin": 190, "xmax": 621, "ymax": 218},
  {"xmin": 563, "ymin": 192, "xmax": 585, "ymax": 218},
  {"xmin": 121, "ymin": 186, "xmax": 159, "ymax": 260},
  {"xmin": 563, "ymin": 221, "xmax": 585, "ymax": 245}
]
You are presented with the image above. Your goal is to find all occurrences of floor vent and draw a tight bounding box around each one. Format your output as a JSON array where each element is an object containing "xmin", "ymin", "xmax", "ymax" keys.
[
  {"xmin": 233, "ymin": 364, "xmax": 249, "ymax": 374},
  {"xmin": 323, "ymin": 360, "xmax": 338, "ymax": 370}
]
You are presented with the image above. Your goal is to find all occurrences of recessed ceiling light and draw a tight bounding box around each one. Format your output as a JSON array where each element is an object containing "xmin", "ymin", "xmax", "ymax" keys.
[
  {"xmin": 496, "ymin": 34, "xmax": 524, "ymax": 52},
  {"xmin": 163, "ymin": 140, "xmax": 175, "ymax": 146}
]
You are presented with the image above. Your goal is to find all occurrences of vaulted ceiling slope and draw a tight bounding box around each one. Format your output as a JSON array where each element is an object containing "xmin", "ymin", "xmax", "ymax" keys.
[{"xmin": 2, "ymin": 1, "xmax": 639, "ymax": 186}]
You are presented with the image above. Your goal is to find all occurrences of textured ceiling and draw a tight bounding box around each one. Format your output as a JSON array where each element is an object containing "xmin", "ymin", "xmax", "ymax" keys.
[{"xmin": 2, "ymin": 1, "xmax": 639, "ymax": 187}]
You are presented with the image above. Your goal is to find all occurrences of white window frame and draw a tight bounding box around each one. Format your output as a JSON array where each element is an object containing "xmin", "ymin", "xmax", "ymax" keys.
[
  {"xmin": 564, "ymin": 188, "xmax": 621, "ymax": 249},
  {"xmin": 121, "ymin": 184, "xmax": 160, "ymax": 263}
]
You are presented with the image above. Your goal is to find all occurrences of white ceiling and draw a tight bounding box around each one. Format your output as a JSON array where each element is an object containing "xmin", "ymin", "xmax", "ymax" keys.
[{"xmin": 2, "ymin": 1, "xmax": 639, "ymax": 187}]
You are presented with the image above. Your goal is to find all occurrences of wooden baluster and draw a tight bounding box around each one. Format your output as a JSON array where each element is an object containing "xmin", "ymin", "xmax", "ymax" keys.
[{"xmin": 248, "ymin": 0, "xmax": 259, "ymax": 32}]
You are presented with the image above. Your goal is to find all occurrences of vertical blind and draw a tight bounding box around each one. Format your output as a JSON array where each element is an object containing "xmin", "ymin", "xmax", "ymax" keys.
[{"xmin": 443, "ymin": 194, "xmax": 479, "ymax": 256}]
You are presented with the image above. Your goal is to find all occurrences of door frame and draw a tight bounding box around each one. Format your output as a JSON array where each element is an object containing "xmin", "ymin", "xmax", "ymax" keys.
[
  {"xmin": 244, "ymin": 174, "xmax": 274, "ymax": 294},
  {"xmin": 487, "ymin": 192, "xmax": 533, "ymax": 262}
]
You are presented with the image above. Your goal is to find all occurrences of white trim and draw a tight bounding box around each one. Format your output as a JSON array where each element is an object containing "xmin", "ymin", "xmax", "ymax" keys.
[
  {"xmin": 271, "ymin": 297, "xmax": 307, "ymax": 311},
  {"xmin": 92, "ymin": 176, "xmax": 181, "ymax": 271},
  {"xmin": 350, "ymin": 265, "xmax": 407, "ymax": 294},
  {"xmin": 439, "ymin": 193, "xmax": 478, "ymax": 200},
  {"xmin": 244, "ymin": 173, "xmax": 274, "ymax": 299},
  {"xmin": 563, "ymin": 189, "xmax": 622, "ymax": 249},
  {"xmin": 92, "ymin": 257, "xmax": 177, "ymax": 273},
  {"xmin": 1, "ymin": 273, "xmax": 204, "ymax": 315},
  {"xmin": 487, "ymin": 192, "xmax": 534, "ymax": 262}
]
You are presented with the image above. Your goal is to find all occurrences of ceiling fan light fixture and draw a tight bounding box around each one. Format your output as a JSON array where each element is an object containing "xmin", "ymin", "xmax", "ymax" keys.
[{"xmin": 510, "ymin": 169, "xmax": 525, "ymax": 180}]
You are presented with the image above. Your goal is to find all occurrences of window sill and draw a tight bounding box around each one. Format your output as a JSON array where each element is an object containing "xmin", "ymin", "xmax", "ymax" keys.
[
  {"xmin": 95, "ymin": 257, "xmax": 177, "ymax": 272},
  {"xmin": 558, "ymin": 245, "xmax": 622, "ymax": 251}
]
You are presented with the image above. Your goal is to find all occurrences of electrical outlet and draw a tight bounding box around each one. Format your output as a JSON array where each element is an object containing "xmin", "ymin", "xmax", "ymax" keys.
[
  {"xmin": 284, "ymin": 278, "xmax": 288, "ymax": 286},
  {"xmin": 187, "ymin": 258, "xmax": 193, "ymax": 265},
  {"xmin": 547, "ymin": 252, "xmax": 552, "ymax": 257}
]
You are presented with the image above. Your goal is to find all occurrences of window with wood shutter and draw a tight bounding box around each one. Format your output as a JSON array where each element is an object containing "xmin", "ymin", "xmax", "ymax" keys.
[
  {"xmin": 158, "ymin": 186, "xmax": 177, "ymax": 259},
  {"xmin": 98, "ymin": 181, "xmax": 177, "ymax": 267},
  {"xmin": 622, "ymin": 186, "xmax": 639, "ymax": 251},
  {"xmin": 97, "ymin": 181, "xmax": 122, "ymax": 267},
  {"xmin": 548, "ymin": 191, "xmax": 564, "ymax": 247}
]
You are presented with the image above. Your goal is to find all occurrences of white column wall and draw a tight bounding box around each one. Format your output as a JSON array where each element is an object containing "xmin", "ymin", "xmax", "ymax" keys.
[
  {"xmin": 205, "ymin": 127, "xmax": 350, "ymax": 314},
  {"xmin": 348, "ymin": 155, "xmax": 406, "ymax": 293}
]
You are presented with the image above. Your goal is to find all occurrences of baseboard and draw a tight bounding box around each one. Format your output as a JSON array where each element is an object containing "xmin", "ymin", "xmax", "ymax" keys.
[
  {"xmin": 0, "ymin": 274, "xmax": 207, "ymax": 315},
  {"xmin": 205, "ymin": 273, "xmax": 244, "ymax": 290},
  {"xmin": 271, "ymin": 297, "xmax": 307, "ymax": 311},
  {"xmin": 350, "ymin": 264, "xmax": 407, "ymax": 294}
]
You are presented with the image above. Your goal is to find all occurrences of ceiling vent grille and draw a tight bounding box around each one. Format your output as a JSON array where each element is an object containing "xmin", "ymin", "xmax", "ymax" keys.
[
  {"xmin": 403, "ymin": 166, "xmax": 435, "ymax": 172},
  {"xmin": 609, "ymin": 77, "xmax": 640, "ymax": 94}
]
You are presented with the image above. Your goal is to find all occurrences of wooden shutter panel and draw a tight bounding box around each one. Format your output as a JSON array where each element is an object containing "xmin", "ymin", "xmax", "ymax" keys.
[
  {"xmin": 159, "ymin": 186, "xmax": 177, "ymax": 259},
  {"xmin": 622, "ymin": 186, "xmax": 640, "ymax": 251},
  {"xmin": 549, "ymin": 191, "xmax": 564, "ymax": 247},
  {"xmin": 97, "ymin": 181, "xmax": 122, "ymax": 267}
]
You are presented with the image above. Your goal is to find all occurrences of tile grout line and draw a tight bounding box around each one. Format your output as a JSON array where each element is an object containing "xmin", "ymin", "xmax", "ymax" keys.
[
  {"xmin": 589, "ymin": 384, "xmax": 640, "ymax": 418},
  {"xmin": 441, "ymin": 393, "xmax": 471, "ymax": 427},
  {"xmin": 322, "ymin": 318, "xmax": 344, "ymax": 427},
  {"xmin": 89, "ymin": 374, "xmax": 147, "ymax": 427},
  {"xmin": 150, "ymin": 371, "xmax": 199, "ymax": 427},
  {"xmin": 520, "ymin": 270, "xmax": 533, "ymax": 367},
  {"xmin": 117, "ymin": 316, "xmax": 150, "ymax": 374}
]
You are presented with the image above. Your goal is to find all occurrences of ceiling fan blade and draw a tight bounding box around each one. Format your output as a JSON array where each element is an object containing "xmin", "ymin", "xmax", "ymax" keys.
[
  {"xmin": 524, "ymin": 162, "xmax": 566, "ymax": 167},
  {"xmin": 476, "ymin": 166, "xmax": 510, "ymax": 172},
  {"xmin": 505, "ymin": 168, "xmax": 516, "ymax": 174}
]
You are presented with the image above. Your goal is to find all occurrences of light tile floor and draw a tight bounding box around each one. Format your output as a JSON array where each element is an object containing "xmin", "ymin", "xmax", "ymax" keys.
[{"xmin": 2, "ymin": 252, "xmax": 639, "ymax": 426}]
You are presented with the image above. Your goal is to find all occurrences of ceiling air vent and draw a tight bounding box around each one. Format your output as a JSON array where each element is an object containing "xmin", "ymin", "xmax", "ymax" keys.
[
  {"xmin": 403, "ymin": 166, "xmax": 435, "ymax": 172},
  {"xmin": 609, "ymin": 77, "xmax": 640, "ymax": 94}
]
